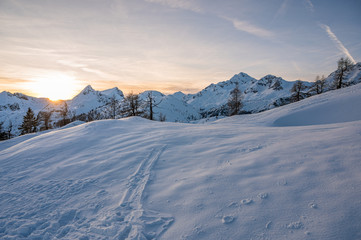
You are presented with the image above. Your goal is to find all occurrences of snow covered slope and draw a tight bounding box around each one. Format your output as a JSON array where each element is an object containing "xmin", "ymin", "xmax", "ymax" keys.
[
  {"xmin": 1, "ymin": 83, "xmax": 361, "ymax": 239},
  {"xmin": 215, "ymin": 81, "xmax": 361, "ymax": 127},
  {"xmin": 139, "ymin": 91, "xmax": 200, "ymax": 122}
]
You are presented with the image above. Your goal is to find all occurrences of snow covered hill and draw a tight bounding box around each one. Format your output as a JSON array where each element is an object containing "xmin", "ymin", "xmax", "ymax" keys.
[{"xmin": 1, "ymin": 83, "xmax": 361, "ymax": 239}]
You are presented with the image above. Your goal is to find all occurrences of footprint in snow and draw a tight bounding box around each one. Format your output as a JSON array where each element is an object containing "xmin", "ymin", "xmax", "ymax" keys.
[
  {"xmin": 240, "ymin": 198, "xmax": 253, "ymax": 205},
  {"xmin": 287, "ymin": 221, "xmax": 303, "ymax": 229},
  {"xmin": 257, "ymin": 192, "xmax": 268, "ymax": 199},
  {"xmin": 308, "ymin": 201, "xmax": 317, "ymax": 209},
  {"xmin": 222, "ymin": 216, "xmax": 235, "ymax": 224}
]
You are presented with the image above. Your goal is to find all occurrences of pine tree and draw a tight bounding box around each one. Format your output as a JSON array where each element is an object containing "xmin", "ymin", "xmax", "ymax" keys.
[
  {"xmin": 7, "ymin": 121, "xmax": 13, "ymax": 139},
  {"xmin": 227, "ymin": 83, "xmax": 243, "ymax": 116},
  {"xmin": 18, "ymin": 107, "xmax": 38, "ymax": 135},
  {"xmin": 0, "ymin": 122, "xmax": 7, "ymax": 141}
]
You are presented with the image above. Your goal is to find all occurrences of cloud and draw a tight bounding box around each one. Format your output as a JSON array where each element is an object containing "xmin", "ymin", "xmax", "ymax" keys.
[
  {"xmin": 81, "ymin": 67, "xmax": 116, "ymax": 79},
  {"xmin": 57, "ymin": 59, "xmax": 116, "ymax": 79},
  {"xmin": 225, "ymin": 18, "xmax": 274, "ymax": 39},
  {"xmin": 305, "ymin": 0, "xmax": 315, "ymax": 12},
  {"xmin": 320, "ymin": 24, "xmax": 356, "ymax": 64},
  {"xmin": 57, "ymin": 60, "xmax": 86, "ymax": 68},
  {"xmin": 291, "ymin": 61, "xmax": 302, "ymax": 73},
  {"xmin": 274, "ymin": 0, "xmax": 288, "ymax": 19},
  {"xmin": 144, "ymin": 0, "xmax": 203, "ymax": 13}
]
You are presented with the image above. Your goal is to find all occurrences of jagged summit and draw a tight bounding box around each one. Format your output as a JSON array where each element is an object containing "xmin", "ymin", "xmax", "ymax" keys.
[
  {"xmin": 260, "ymin": 74, "xmax": 280, "ymax": 80},
  {"xmin": 230, "ymin": 72, "xmax": 255, "ymax": 81},
  {"xmin": 79, "ymin": 85, "xmax": 95, "ymax": 95},
  {"xmin": 101, "ymin": 87, "xmax": 124, "ymax": 99}
]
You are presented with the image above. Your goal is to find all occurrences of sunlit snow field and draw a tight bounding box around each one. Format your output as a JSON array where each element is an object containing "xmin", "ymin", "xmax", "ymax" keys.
[{"xmin": 1, "ymin": 84, "xmax": 361, "ymax": 239}]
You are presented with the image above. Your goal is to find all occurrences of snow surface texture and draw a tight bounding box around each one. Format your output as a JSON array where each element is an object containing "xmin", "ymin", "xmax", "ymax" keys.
[{"xmin": 1, "ymin": 84, "xmax": 361, "ymax": 239}]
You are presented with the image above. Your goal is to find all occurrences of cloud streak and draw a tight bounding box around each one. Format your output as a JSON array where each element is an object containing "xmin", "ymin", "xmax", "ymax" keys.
[
  {"xmin": 144, "ymin": 0, "xmax": 203, "ymax": 13},
  {"xmin": 274, "ymin": 0, "xmax": 288, "ymax": 19},
  {"xmin": 320, "ymin": 24, "xmax": 356, "ymax": 63},
  {"xmin": 305, "ymin": 0, "xmax": 314, "ymax": 12},
  {"xmin": 226, "ymin": 18, "xmax": 274, "ymax": 39}
]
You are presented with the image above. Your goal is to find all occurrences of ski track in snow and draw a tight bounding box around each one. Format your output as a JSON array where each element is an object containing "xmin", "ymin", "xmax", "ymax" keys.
[{"xmin": 115, "ymin": 145, "xmax": 174, "ymax": 239}]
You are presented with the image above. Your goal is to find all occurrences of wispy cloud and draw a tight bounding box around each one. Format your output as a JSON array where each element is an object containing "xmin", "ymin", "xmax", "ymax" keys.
[
  {"xmin": 274, "ymin": 0, "xmax": 288, "ymax": 19},
  {"xmin": 305, "ymin": 0, "xmax": 315, "ymax": 12},
  {"xmin": 320, "ymin": 23, "xmax": 356, "ymax": 63},
  {"xmin": 291, "ymin": 61, "xmax": 302, "ymax": 73},
  {"xmin": 81, "ymin": 67, "xmax": 116, "ymax": 79},
  {"xmin": 225, "ymin": 18, "xmax": 274, "ymax": 39},
  {"xmin": 57, "ymin": 59, "xmax": 116, "ymax": 79},
  {"xmin": 144, "ymin": 0, "xmax": 203, "ymax": 13},
  {"xmin": 57, "ymin": 60, "xmax": 86, "ymax": 68}
]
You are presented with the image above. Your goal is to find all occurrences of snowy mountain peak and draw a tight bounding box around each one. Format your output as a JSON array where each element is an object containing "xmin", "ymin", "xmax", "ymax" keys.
[
  {"xmin": 171, "ymin": 91, "xmax": 186, "ymax": 101},
  {"xmin": 140, "ymin": 90, "xmax": 165, "ymax": 97},
  {"xmin": 101, "ymin": 87, "xmax": 124, "ymax": 99},
  {"xmin": 256, "ymin": 75, "xmax": 286, "ymax": 89},
  {"xmin": 229, "ymin": 72, "xmax": 256, "ymax": 84},
  {"xmin": 79, "ymin": 85, "xmax": 95, "ymax": 95},
  {"xmin": 260, "ymin": 74, "xmax": 279, "ymax": 80}
]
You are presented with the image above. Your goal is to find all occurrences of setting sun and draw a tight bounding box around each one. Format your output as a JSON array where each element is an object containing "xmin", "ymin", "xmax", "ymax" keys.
[{"xmin": 28, "ymin": 73, "xmax": 82, "ymax": 101}]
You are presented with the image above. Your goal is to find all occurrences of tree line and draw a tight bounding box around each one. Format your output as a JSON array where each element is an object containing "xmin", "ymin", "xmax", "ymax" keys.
[
  {"xmin": 227, "ymin": 57, "xmax": 355, "ymax": 116},
  {"xmin": 289, "ymin": 57, "xmax": 354, "ymax": 102}
]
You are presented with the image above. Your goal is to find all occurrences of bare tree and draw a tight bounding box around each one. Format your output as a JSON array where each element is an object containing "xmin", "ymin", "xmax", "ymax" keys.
[
  {"xmin": 227, "ymin": 83, "xmax": 243, "ymax": 116},
  {"xmin": 87, "ymin": 109, "xmax": 100, "ymax": 122},
  {"xmin": 38, "ymin": 111, "xmax": 53, "ymax": 130},
  {"xmin": 121, "ymin": 92, "xmax": 144, "ymax": 117},
  {"xmin": 159, "ymin": 113, "xmax": 166, "ymax": 122},
  {"xmin": 290, "ymin": 80, "xmax": 307, "ymax": 102},
  {"xmin": 59, "ymin": 101, "xmax": 70, "ymax": 127},
  {"xmin": 334, "ymin": 57, "xmax": 353, "ymax": 89},
  {"xmin": 107, "ymin": 95, "xmax": 120, "ymax": 119},
  {"xmin": 309, "ymin": 75, "xmax": 326, "ymax": 95},
  {"xmin": 144, "ymin": 91, "xmax": 162, "ymax": 120}
]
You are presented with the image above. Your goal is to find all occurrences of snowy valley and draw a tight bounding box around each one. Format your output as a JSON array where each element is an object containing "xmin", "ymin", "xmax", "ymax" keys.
[{"xmin": 0, "ymin": 80, "xmax": 361, "ymax": 239}]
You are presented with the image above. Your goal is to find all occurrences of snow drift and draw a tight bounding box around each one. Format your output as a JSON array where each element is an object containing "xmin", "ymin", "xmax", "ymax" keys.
[{"xmin": 0, "ymin": 84, "xmax": 361, "ymax": 239}]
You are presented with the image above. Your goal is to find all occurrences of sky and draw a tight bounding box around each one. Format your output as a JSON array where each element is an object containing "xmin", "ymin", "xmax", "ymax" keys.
[{"xmin": 0, "ymin": 0, "xmax": 360, "ymax": 100}]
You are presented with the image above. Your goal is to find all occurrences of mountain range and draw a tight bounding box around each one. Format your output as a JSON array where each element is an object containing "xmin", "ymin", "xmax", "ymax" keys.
[{"xmin": 1, "ymin": 62, "xmax": 361, "ymax": 137}]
